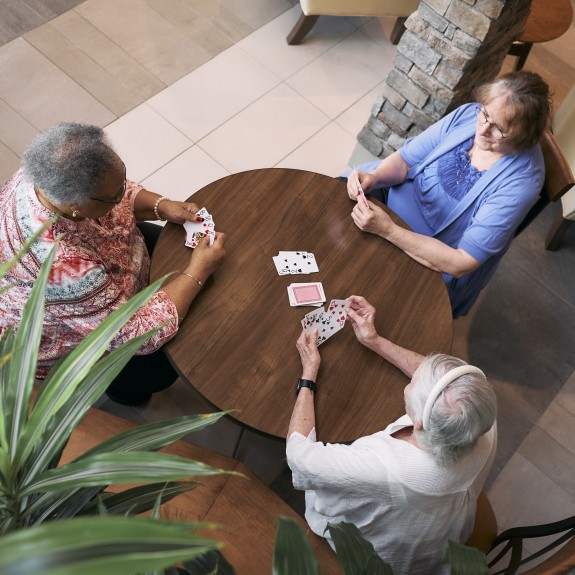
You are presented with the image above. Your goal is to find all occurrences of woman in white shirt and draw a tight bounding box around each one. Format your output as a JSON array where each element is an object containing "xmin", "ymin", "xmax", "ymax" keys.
[{"xmin": 286, "ymin": 295, "xmax": 497, "ymax": 575}]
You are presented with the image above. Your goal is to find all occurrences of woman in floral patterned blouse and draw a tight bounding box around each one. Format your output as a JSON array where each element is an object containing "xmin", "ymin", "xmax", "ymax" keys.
[{"xmin": 0, "ymin": 122, "xmax": 226, "ymax": 405}]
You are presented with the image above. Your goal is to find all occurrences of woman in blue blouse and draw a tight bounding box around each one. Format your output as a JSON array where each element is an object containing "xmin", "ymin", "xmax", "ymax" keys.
[{"xmin": 348, "ymin": 71, "xmax": 552, "ymax": 317}]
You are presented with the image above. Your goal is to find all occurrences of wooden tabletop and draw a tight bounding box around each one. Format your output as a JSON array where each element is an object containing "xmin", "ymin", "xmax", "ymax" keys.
[
  {"xmin": 521, "ymin": 0, "xmax": 572, "ymax": 44},
  {"xmin": 150, "ymin": 168, "xmax": 452, "ymax": 443}
]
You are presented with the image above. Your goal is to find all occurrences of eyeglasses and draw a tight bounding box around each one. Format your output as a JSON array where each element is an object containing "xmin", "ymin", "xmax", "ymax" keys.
[
  {"xmin": 476, "ymin": 106, "xmax": 507, "ymax": 140},
  {"xmin": 90, "ymin": 181, "xmax": 126, "ymax": 204}
]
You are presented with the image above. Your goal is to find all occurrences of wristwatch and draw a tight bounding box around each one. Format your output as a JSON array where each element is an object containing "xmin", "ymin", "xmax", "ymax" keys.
[{"xmin": 296, "ymin": 378, "xmax": 317, "ymax": 395}]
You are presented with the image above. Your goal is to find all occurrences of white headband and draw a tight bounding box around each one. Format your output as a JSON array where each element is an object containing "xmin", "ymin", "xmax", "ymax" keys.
[{"xmin": 422, "ymin": 365, "xmax": 486, "ymax": 431}]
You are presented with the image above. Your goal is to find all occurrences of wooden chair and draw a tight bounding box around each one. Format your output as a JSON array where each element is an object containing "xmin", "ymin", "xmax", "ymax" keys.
[
  {"xmin": 545, "ymin": 83, "xmax": 575, "ymax": 250},
  {"xmin": 514, "ymin": 128, "xmax": 575, "ymax": 238},
  {"xmin": 286, "ymin": 0, "xmax": 420, "ymax": 46},
  {"xmin": 465, "ymin": 490, "xmax": 499, "ymax": 553},
  {"xmin": 62, "ymin": 407, "xmax": 343, "ymax": 574},
  {"xmin": 508, "ymin": 0, "xmax": 573, "ymax": 72},
  {"xmin": 487, "ymin": 515, "xmax": 575, "ymax": 574}
]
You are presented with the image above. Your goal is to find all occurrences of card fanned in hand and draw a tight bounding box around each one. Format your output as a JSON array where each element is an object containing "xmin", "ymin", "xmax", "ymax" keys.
[
  {"xmin": 183, "ymin": 207, "xmax": 215, "ymax": 248},
  {"xmin": 301, "ymin": 299, "xmax": 350, "ymax": 345}
]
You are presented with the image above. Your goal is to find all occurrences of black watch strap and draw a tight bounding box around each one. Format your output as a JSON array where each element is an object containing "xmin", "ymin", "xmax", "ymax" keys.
[{"xmin": 296, "ymin": 378, "xmax": 317, "ymax": 395}]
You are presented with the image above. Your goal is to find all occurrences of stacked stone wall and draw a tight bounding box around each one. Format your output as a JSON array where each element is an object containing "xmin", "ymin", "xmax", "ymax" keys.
[{"xmin": 358, "ymin": 0, "xmax": 531, "ymax": 158}]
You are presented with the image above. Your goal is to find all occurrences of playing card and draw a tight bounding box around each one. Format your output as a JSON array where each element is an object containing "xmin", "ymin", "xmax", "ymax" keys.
[
  {"xmin": 327, "ymin": 299, "xmax": 351, "ymax": 328},
  {"xmin": 273, "ymin": 251, "xmax": 318, "ymax": 275},
  {"xmin": 301, "ymin": 304, "xmax": 346, "ymax": 346},
  {"xmin": 184, "ymin": 207, "xmax": 215, "ymax": 248},
  {"xmin": 287, "ymin": 282, "xmax": 326, "ymax": 306},
  {"xmin": 302, "ymin": 307, "xmax": 325, "ymax": 332},
  {"xmin": 351, "ymin": 167, "xmax": 370, "ymax": 210}
]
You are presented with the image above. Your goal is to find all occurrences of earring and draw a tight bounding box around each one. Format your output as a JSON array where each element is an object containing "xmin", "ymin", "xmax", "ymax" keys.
[{"xmin": 72, "ymin": 210, "xmax": 79, "ymax": 218}]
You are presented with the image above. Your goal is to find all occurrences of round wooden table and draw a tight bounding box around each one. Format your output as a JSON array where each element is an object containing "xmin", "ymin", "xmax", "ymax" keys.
[{"xmin": 150, "ymin": 168, "xmax": 452, "ymax": 443}]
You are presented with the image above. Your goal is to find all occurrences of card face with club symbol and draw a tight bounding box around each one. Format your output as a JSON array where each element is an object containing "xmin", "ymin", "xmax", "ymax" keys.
[
  {"xmin": 273, "ymin": 251, "xmax": 319, "ymax": 275},
  {"xmin": 301, "ymin": 299, "xmax": 350, "ymax": 345}
]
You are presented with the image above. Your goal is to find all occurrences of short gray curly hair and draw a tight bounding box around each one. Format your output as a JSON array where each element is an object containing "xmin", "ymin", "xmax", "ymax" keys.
[
  {"xmin": 21, "ymin": 122, "xmax": 120, "ymax": 206},
  {"xmin": 409, "ymin": 354, "xmax": 497, "ymax": 466}
]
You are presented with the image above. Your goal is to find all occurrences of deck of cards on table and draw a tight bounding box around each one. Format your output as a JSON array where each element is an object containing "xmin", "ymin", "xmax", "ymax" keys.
[
  {"xmin": 288, "ymin": 282, "xmax": 326, "ymax": 307},
  {"xmin": 183, "ymin": 207, "xmax": 215, "ymax": 248},
  {"xmin": 302, "ymin": 299, "xmax": 351, "ymax": 345},
  {"xmin": 272, "ymin": 251, "xmax": 318, "ymax": 275}
]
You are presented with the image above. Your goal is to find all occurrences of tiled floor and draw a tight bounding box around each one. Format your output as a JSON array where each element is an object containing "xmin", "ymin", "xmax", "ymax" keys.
[{"xmin": 2, "ymin": 0, "xmax": 575, "ymax": 556}]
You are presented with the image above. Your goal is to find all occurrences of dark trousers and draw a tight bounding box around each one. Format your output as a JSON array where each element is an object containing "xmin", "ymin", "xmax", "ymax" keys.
[{"xmin": 105, "ymin": 222, "xmax": 178, "ymax": 404}]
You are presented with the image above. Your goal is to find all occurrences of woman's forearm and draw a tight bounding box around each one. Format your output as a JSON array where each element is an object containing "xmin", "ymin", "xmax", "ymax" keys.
[
  {"xmin": 287, "ymin": 388, "xmax": 316, "ymax": 439},
  {"xmin": 384, "ymin": 225, "xmax": 480, "ymax": 278},
  {"xmin": 363, "ymin": 336, "xmax": 425, "ymax": 378},
  {"xmin": 133, "ymin": 189, "xmax": 164, "ymax": 221},
  {"xmin": 371, "ymin": 151, "xmax": 410, "ymax": 188}
]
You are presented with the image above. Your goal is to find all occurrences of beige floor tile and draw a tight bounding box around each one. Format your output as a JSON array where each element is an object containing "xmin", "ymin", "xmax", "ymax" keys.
[
  {"xmin": 77, "ymin": 0, "xmax": 232, "ymax": 85},
  {"xmin": 488, "ymin": 452, "xmax": 575, "ymax": 532},
  {"xmin": 237, "ymin": 6, "xmax": 356, "ymax": 81},
  {"xmin": 0, "ymin": 37, "xmax": 115, "ymax": 129},
  {"xmin": 184, "ymin": 0, "xmax": 295, "ymax": 43},
  {"xmin": 24, "ymin": 23, "xmax": 140, "ymax": 117},
  {"xmin": 286, "ymin": 28, "xmax": 396, "ymax": 119},
  {"xmin": 0, "ymin": 141, "xmax": 21, "ymax": 187},
  {"xmin": 539, "ymin": 400, "xmax": 575, "ymax": 455},
  {"xmin": 275, "ymin": 121, "xmax": 356, "ymax": 177},
  {"xmin": 47, "ymin": 9, "xmax": 166, "ymax": 103},
  {"xmin": 197, "ymin": 83, "xmax": 330, "ymax": 173},
  {"xmin": 104, "ymin": 104, "xmax": 192, "ymax": 183},
  {"xmin": 148, "ymin": 45, "xmax": 280, "ymax": 142},
  {"xmin": 519, "ymin": 424, "xmax": 575, "ymax": 499},
  {"xmin": 0, "ymin": 98, "xmax": 38, "ymax": 156},
  {"xmin": 335, "ymin": 79, "xmax": 386, "ymax": 138},
  {"xmin": 141, "ymin": 146, "xmax": 229, "ymax": 203}
]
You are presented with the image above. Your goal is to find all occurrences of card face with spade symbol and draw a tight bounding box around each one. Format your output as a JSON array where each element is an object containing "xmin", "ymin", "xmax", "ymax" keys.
[
  {"xmin": 272, "ymin": 251, "xmax": 319, "ymax": 275},
  {"xmin": 301, "ymin": 299, "xmax": 350, "ymax": 345}
]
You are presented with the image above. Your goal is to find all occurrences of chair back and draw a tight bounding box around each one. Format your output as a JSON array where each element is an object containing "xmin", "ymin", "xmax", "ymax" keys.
[
  {"xmin": 514, "ymin": 128, "xmax": 575, "ymax": 236},
  {"xmin": 487, "ymin": 514, "xmax": 575, "ymax": 575}
]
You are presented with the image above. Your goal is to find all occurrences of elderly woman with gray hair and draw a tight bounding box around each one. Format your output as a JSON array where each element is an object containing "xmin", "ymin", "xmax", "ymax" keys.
[
  {"xmin": 0, "ymin": 122, "xmax": 226, "ymax": 405},
  {"xmin": 286, "ymin": 295, "xmax": 497, "ymax": 575}
]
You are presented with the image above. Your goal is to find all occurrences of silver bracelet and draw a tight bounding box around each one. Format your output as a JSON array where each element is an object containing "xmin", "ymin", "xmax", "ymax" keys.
[
  {"xmin": 181, "ymin": 271, "xmax": 203, "ymax": 287},
  {"xmin": 154, "ymin": 196, "xmax": 168, "ymax": 221}
]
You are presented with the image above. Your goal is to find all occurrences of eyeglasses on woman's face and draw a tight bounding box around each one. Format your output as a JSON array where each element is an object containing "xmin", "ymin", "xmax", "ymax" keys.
[
  {"xmin": 475, "ymin": 105, "xmax": 508, "ymax": 140},
  {"xmin": 90, "ymin": 180, "xmax": 126, "ymax": 204}
]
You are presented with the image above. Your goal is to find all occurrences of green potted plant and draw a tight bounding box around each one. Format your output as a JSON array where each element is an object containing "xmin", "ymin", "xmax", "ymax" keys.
[{"xmin": 0, "ymin": 242, "xmax": 239, "ymax": 574}]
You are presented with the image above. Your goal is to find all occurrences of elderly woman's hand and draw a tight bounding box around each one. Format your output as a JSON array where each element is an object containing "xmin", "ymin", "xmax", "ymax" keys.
[
  {"xmin": 346, "ymin": 295, "xmax": 379, "ymax": 348},
  {"xmin": 185, "ymin": 232, "xmax": 227, "ymax": 282},
  {"xmin": 296, "ymin": 329, "xmax": 320, "ymax": 381},
  {"xmin": 161, "ymin": 200, "xmax": 202, "ymax": 225},
  {"xmin": 347, "ymin": 170, "xmax": 378, "ymax": 201},
  {"xmin": 351, "ymin": 200, "xmax": 394, "ymax": 238}
]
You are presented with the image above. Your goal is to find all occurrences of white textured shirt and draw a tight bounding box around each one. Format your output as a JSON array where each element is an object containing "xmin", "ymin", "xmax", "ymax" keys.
[{"xmin": 286, "ymin": 415, "xmax": 496, "ymax": 575}]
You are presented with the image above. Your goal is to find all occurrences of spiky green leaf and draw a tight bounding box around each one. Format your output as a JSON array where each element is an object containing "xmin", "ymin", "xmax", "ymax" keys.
[
  {"xmin": 326, "ymin": 522, "xmax": 394, "ymax": 575},
  {"xmin": 444, "ymin": 539, "xmax": 488, "ymax": 575},
  {"xmin": 273, "ymin": 516, "xmax": 319, "ymax": 575},
  {"xmin": 21, "ymin": 452, "xmax": 240, "ymax": 496},
  {"xmin": 0, "ymin": 516, "xmax": 220, "ymax": 575}
]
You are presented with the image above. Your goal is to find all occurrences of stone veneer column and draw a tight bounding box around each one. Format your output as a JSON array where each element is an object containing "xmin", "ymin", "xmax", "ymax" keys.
[{"xmin": 358, "ymin": 0, "xmax": 531, "ymax": 158}]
